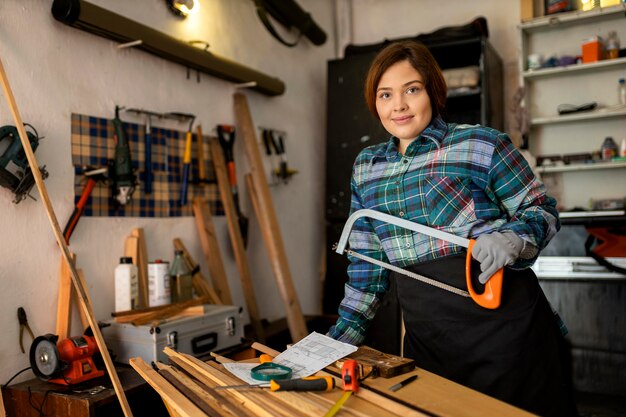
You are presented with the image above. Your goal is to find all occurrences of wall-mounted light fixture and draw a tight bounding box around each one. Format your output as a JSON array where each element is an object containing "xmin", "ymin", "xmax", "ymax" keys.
[{"xmin": 166, "ymin": 0, "xmax": 199, "ymax": 18}]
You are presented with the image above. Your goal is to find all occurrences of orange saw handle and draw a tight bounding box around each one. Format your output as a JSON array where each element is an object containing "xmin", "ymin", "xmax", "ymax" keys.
[{"xmin": 465, "ymin": 239, "xmax": 503, "ymax": 309}]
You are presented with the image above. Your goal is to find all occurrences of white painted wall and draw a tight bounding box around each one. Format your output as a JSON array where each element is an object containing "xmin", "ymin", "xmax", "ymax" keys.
[{"xmin": 0, "ymin": 0, "xmax": 334, "ymax": 383}]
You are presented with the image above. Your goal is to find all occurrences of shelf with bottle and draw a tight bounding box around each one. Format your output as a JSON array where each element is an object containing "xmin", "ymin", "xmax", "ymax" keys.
[
  {"xmin": 523, "ymin": 56, "xmax": 626, "ymax": 79},
  {"xmin": 520, "ymin": 3, "xmax": 625, "ymax": 33}
]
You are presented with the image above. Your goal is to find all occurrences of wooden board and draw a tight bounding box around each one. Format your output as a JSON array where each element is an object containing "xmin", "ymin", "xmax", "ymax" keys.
[
  {"xmin": 192, "ymin": 198, "xmax": 233, "ymax": 305},
  {"xmin": 337, "ymin": 346, "xmax": 415, "ymax": 379},
  {"xmin": 208, "ymin": 136, "xmax": 264, "ymax": 342}
]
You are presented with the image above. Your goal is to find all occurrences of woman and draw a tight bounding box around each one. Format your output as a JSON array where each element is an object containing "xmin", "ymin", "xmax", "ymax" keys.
[{"xmin": 327, "ymin": 40, "xmax": 577, "ymax": 417}]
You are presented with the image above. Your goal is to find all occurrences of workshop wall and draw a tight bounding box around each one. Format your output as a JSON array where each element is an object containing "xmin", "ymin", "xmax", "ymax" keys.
[{"xmin": 0, "ymin": 0, "xmax": 334, "ymax": 383}]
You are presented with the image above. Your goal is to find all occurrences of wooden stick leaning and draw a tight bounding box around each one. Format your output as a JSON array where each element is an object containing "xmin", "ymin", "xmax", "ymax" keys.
[
  {"xmin": 208, "ymin": 136, "xmax": 265, "ymax": 342},
  {"xmin": 131, "ymin": 228, "xmax": 149, "ymax": 308},
  {"xmin": 55, "ymin": 253, "xmax": 75, "ymax": 340},
  {"xmin": 0, "ymin": 58, "xmax": 133, "ymax": 416},
  {"xmin": 192, "ymin": 198, "xmax": 234, "ymax": 304},
  {"xmin": 234, "ymin": 93, "xmax": 307, "ymax": 342}
]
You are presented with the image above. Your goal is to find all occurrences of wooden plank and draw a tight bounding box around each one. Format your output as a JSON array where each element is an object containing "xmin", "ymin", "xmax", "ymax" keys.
[
  {"xmin": 158, "ymin": 366, "xmax": 223, "ymax": 416},
  {"xmin": 55, "ymin": 253, "xmax": 74, "ymax": 340},
  {"xmin": 208, "ymin": 136, "xmax": 265, "ymax": 342},
  {"xmin": 164, "ymin": 348, "xmax": 279, "ymax": 417},
  {"xmin": 131, "ymin": 228, "xmax": 150, "ymax": 308},
  {"xmin": 173, "ymin": 238, "xmax": 222, "ymax": 304},
  {"xmin": 0, "ymin": 385, "xmax": 6, "ymax": 417},
  {"xmin": 129, "ymin": 297, "xmax": 210, "ymax": 326},
  {"xmin": 157, "ymin": 363, "xmax": 252, "ymax": 417},
  {"xmin": 0, "ymin": 55, "xmax": 133, "ymax": 417},
  {"xmin": 192, "ymin": 198, "xmax": 233, "ymax": 304},
  {"xmin": 235, "ymin": 93, "xmax": 307, "ymax": 342},
  {"xmin": 129, "ymin": 357, "xmax": 205, "ymax": 417}
]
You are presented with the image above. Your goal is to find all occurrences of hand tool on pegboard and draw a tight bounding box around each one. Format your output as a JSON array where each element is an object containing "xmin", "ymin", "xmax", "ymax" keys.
[
  {"xmin": 126, "ymin": 109, "xmax": 163, "ymax": 195},
  {"xmin": 111, "ymin": 105, "xmax": 137, "ymax": 206},
  {"xmin": 0, "ymin": 53, "xmax": 134, "ymax": 416},
  {"xmin": 166, "ymin": 112, "xmax": 195, "ymax": 206},
  {"xmin": 335, "ymin": 208, "xmax": 503, "ymax": 309},
  {"xmin": 0, "ymin": 123, "xmax": 48, "ymax": 203},
  {"xmin": 217, "ymin": 124, "xmax": 249, "ymax": 246},
  {"xmin": 261, "ymin": 128, "xmax": 298, "ymax": 184},
  {"xmin": 62, "ymin": 166, "xmax": 108, "ymax": 244}
]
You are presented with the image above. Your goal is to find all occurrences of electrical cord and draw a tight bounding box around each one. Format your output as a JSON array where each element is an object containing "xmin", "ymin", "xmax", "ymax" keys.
[{"xmin": 1, "ymin": 366, "xmax": 32, "ymax": 388}]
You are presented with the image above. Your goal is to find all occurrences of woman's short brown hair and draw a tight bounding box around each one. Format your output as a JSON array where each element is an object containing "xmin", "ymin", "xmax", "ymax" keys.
[{"xmin": 364, "ymin": 40, "xmax": 447, "ymax": 120}]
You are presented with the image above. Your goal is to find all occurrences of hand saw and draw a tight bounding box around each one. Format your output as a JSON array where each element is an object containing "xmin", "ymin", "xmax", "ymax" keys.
[{"xmin": 334, "ymin": 209, "xmax": 502, "ymax": 309}]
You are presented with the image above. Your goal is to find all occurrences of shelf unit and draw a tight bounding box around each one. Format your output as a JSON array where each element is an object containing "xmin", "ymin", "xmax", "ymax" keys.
[
  {"xmin": 519, "ymin": 5, "xmax": 626, "ymax": 210},
  {"xmin": 536, "ymin": 160, "xmax": 626, "ymax": 173}
]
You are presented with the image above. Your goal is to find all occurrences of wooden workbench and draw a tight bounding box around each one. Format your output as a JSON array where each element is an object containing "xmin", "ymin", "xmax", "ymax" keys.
[
  {"xmin": 1, "ymin": 366, "xmax": 168, "ymax": 417},
  {"xmin": 130, "ymin": 344, "xmax": 536, "ymax": 417}
]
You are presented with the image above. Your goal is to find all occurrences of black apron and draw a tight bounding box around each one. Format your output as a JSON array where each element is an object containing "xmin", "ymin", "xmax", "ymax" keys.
[{"xmin": 393, "ymin": 254, "xmax": 577, "ymax": 417}]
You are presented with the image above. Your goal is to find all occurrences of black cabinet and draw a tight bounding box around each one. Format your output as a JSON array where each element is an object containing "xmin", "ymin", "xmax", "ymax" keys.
[{"xmin": 323, "ymin": 36, "xmax": 503, "ymax": 354}]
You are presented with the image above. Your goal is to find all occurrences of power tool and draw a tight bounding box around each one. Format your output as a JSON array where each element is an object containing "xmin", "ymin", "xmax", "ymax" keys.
[
  {"xmin": 111, "ymin": 106, "xmax": 136, "ymax": 206},
  {"xmin": 0, "ymin": 123, "xmax": 48, "ymax": 203},
  {"xmin": 29, "ymin": 333, "xmax": 105, "ymax": 385}
]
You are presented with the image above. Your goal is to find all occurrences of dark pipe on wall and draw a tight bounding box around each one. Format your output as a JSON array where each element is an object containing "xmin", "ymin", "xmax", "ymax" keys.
[{"xmin": 51, "ymin": 0, "xmax": 286, "ymax": 96}]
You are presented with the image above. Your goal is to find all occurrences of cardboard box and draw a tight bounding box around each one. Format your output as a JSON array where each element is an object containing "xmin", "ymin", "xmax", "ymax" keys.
[
  {"xmin": 521, "ymin": 0, "xmax": 545, "ymax": 21},
  {"xmin": 582, "ymin": 37, "xmax": 603, "ymax": 63}
]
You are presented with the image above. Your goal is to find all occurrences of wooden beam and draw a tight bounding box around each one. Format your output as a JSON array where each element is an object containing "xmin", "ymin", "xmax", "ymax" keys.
[
  {"xmin": 129, "ymin": 357, "xmax": 205, "ymax": 417},
  {"xmin": 173, "ymin": 238, "xmax": 222, "ymax": 304},
  {"xmin": 55, "ymin": 253, "xmax": 74, "ymax": 340},
  {"xmin": 192, "ymin": 198, "xmax": 233, "ymax": 304},
  {"xmin": 131, "ymin": 228, "xmax": 149, "ymax": 308},
  {"xmin": 0, "ymin": 56, "xmax": 133, "ymax": 416},
  {"xmin": 234, "ymin": 93, "xmax": 307, "ymax": 342},
  {"xmin": 208, "ymin": 136, "xmax": 265, "ymax": 342}
]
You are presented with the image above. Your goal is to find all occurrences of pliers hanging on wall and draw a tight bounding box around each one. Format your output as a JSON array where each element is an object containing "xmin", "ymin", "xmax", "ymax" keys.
[{"xmin": 18, "ymin": 307, "xmax": 35, "ymax": 353}]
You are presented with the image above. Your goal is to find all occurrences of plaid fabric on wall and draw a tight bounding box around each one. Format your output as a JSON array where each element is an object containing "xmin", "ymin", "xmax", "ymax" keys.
[{"xmin": 71, "ymin": 113, "xmax": 223, "ymax": 217}]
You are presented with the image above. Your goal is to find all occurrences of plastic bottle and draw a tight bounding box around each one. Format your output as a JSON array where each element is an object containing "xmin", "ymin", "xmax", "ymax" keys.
[
  {"xmin": 600, "ymin": 137, "xmax": 618, "ymax": 161},
  {"xmin": 115, "ymin": 257, "xmax": 139, "ymax": 312},
  {"xmin": 605, "ymin": 31, "xmax": 620, "ymax": 60},
  {"xmin": 148, "ymin": 259, "xmax": 171, "ymax": 307},
  {"xmin": 619, "ymin": 78, "xmax": 626, "ymax": 106},
  {"xmin": 620, "ymin": 137, "xmax": 626, "ymax": 158},
  {"xmin": 169, "ymin": 250, "xmax": 193, "ymax": 303}
]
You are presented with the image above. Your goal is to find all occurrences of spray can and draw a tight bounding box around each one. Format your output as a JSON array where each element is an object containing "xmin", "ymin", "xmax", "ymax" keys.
[
  {"xmin": 148, "ymin": 260, "xmax": 171, "ymax": 307},
  {"xmin": 115, "ymin": 257, "xmax": 139, "ymax": 312}
]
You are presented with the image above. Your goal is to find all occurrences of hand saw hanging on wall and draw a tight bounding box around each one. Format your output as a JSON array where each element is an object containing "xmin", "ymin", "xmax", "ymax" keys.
[{"xmin": 334, "ymin": 209, "xmax": 503, "ymax": 309}]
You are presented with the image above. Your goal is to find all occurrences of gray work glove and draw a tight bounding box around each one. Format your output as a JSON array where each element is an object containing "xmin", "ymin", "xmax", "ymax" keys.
[{"xmin": 472, "ymin": 231, "xmax": 524, "ymax": 284}]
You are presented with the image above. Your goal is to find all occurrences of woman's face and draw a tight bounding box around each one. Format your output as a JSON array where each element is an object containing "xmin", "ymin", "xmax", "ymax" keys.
[{"xmin": 375, "ymin": 60, "xmax": 432, "ymax": 142}]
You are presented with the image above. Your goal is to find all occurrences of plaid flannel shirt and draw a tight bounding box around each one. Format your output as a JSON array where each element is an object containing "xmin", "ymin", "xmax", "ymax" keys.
[{"xmin": 328, "ymin": 116, "xmax": 560, "ymax": 345}]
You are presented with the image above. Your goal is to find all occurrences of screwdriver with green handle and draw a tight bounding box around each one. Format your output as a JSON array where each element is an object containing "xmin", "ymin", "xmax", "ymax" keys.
[{"xmin": 215, "ymin": 375, "xmax": 335, "ymax": 392}]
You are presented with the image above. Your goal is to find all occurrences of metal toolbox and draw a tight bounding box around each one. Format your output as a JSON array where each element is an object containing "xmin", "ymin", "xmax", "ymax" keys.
[{"xmin": 102, "ymin": 304, "xmax": 244, "ymax": 364}]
